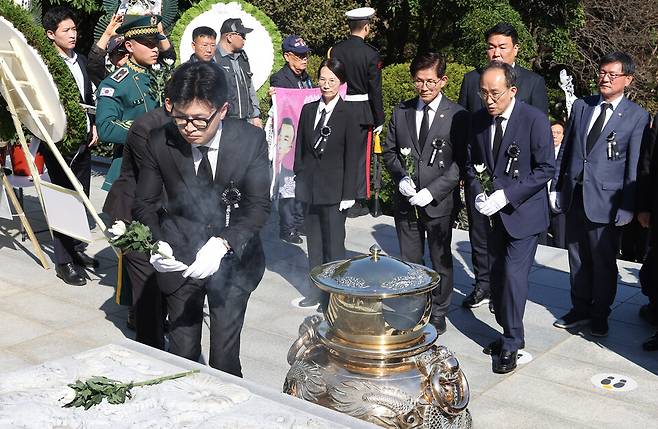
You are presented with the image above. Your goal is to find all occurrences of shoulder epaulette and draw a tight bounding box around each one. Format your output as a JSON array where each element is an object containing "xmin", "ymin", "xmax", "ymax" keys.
[{"xmin": 111, "ymin": 67, "xmax": 129, "ymax": 83}]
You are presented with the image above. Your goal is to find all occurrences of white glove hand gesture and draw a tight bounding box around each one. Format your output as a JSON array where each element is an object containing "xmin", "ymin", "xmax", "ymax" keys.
[
  {"xmin": 476, "ymin": 190, "xmax": 508, "ymax": 216},
  {"xmin": 615, "ymin": 209, "xmax": 633, "ymax": 227},
  {"xmin": 398, "ymin": 176, "xmax": 417, "ymax": 197},
  {"xmin": 549, "ymin": 191, "xmax": 562, "ymax": 213},
  {"xmin": 150, "ymin": 241, "xmax": 189, "ymax": 273},
  {"xmin": 409, "ymin": 188, "xmax": 433, "ymax": 207},
  {"xmin": 373, "ymin": 125, "xmax": 383, "ymax": 135},
  {"xmin": 339, "ymin": 200, "xmax": 356, "ymax": 211},
  {"xmin": 183, "ymin": 237, "xmax": 229, "ymax": 279}
]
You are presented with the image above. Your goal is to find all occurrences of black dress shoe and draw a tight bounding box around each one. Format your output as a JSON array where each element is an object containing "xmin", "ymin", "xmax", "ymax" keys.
[
  {"xmin": 346, "ymin": 202, "xmax": 370, "ymax": 218},
  {"xmin": 643, "ymin": 332, "xmax": 658, "ymax": 351},
  {"xmin": 430, "ymin": 316, "xmax": 447, "ymax": 335},
  {"xmin": 298, "ymin": 296, "xmax": 320, "ymax": 308},
  {"xmin": 483, "ymin": 340, "xmax": 525, "ymax": 355},
  {"xmin": 280, "ymin": 231, "xmax": 303, "ymax": 244},
  {"xmin": 74, "ymin": 251, "xmax": 99, "ymax": 268},
  {"xmin": 126, "ymin": 306, "xmax": 136, "ymax": 331},
  {"xmin": 590, "ymin": 318, "xmax": 609, "ymax": 337},
  {"xmin": 493, "ymin": 350, "xmax": 518, "ymax": 374},
  {"xmin": 639, "ymin": 304, "xmax": 657, "ymax": 326},
  {"xmin": 553, "ymin": 310, "xmax": 590, "ymax": 329},
  {"xmin": 462, "ymin": 286, "xmax": 490, "ymax": 308},
  {"xmin": 56, "ymin": 263, "xmax": 86, "ymax": 286}
]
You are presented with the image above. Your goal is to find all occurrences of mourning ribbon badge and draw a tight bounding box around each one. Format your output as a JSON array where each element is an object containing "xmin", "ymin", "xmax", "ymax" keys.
[
  {"xmin": 606, "ymin": 131, "xmax": 619, "ymax": 160},
  {"xmin": 221, "ymin": 181, "xmax": 242, "ymax": 227},
  {"xmin": 505, "ymin": 143, "xmax": 520, "ymax": 178},
  {"xmin": 313, "ymin": 125, "xmax": 332, "ymax": 158},
  {"xmin": 428, "ymin": 138, "xmax": 447, "ymax": 168}
]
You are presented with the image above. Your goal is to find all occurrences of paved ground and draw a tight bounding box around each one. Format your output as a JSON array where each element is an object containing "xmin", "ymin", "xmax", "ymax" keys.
[{"xmin": 1, "ymin": 171, "xmax": 657, "ymax": 428}]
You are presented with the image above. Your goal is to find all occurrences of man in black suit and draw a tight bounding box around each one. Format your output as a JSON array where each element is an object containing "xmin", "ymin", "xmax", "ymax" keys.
[
  {"xmin": 466, "ymin": 62, "xmax": 555, "ymax": 373},
  {"xmin": 133, "ymin": 62, "xmax": 270, "ymax": 376},
  {"xmin": 459, "ymin": 22, "xmax": 549, "ymax": 311},
  {"xmin": 551, "ymin": 52, "xmax": 650, "ymax": 337},
  {"xmin": 382, "ymin": 52, "xmax": 468, "ymax": 335},
  {"xmin": 330, "ymin": 7, "xmax": 385, "ymax": 217},
  {"xmin": 42, "ymin": 6, "xmax": 98, "ymax": 286},
  {"xmin": 103, "ymin": 107, "xmax": 169, "ymax": 349}
]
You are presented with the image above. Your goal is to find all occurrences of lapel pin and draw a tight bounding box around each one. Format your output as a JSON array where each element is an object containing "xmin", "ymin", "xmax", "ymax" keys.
[
  {"xmin": 439, "ymin": 114, "xmax": 444, "ymax": 118},
  {"xmin": 617, "ymin": 113, "xmax": 622, "ymax": 117}
]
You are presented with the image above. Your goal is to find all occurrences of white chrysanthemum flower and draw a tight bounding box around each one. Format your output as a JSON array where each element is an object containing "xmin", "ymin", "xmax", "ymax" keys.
[
  {"xmin": 400, "ymin": 147, "xmax": 411, "ymax": 157},
  {"xmin": 108, "ymin": 220, "xmax": 127, "ymax": 239},
  {"xmin": 163, "ymin": 58, "xmax": 174, "ymax": 66},
  {"xmin": 151, "ymin": 63, "xmax": 161, "ymax": 71},
  {"xmin": 474, "ymin": 164, "xmax": 486, "ymax": 174}
]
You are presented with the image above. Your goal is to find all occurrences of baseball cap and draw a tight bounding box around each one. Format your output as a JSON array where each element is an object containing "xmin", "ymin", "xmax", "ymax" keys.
[
  {"xmin": 220, "ymin": 18, "xmax": 253, "ymax": 36},
  {"xmin": 282, "ymin": 35, "xmax": 310, "ymax": 55},
  {"xmin": 106, "ymin": 35, "xmax": 125, "ymax": 53}
]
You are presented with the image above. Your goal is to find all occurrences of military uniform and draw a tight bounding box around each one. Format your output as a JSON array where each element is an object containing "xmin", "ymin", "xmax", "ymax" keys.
[{"xmin": 330, "ymin": 11, "xmax": 384, "ymax": 202}]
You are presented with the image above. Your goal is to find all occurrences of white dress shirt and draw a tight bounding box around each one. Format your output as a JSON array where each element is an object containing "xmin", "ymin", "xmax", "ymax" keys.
[
  {"xmin": 415, "ymin": 93, "xmax": 442, "ymax": 139},
  {"xmin": 585, "ymin": 94, "xmax": 624, "ymax": 136},
  {"xmin": 490, "ymin": 97, "xmax": 516, "ymax": 150},
  {"xmin": 61, "ymin": 51, "xmax": 85, "ymax": 99},
  {"xmin": 314, "ymin": 94, "xmax": 341, "ymax": 129},
  {"xmin": 191, "ymin": 122, "xmax": 223, "ymax": 179}
]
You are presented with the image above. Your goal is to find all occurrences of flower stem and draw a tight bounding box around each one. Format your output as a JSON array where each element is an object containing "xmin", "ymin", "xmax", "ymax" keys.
[{"xmin": 131, "ymin": 369, "xmax": 199, "ymax": 388}]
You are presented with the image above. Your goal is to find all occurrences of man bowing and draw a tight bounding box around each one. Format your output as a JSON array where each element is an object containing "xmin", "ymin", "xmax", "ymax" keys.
[
  {"xmin": 133, "ymin": 62, "xmax": 270, "ymax": 377},
  {"xmin": 465, "ymin": 62, "xmax": 554, "ymax": 374}
]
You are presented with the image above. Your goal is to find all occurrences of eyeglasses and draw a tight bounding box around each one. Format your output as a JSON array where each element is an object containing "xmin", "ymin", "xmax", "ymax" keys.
[
  {"xmin": 318, "ymin": 77, "xmax": 339, "ymax": 86},
  {"xmin": 170, "ymin": 107, "xmax": 221, "ymax": 130},
  {"xmin": 478, "ymin": 89, "xmax": 509, "ymax": 102},
  {"xmin": 598, "ymin": 70, "xmax": 626, "ymax": 81},
  {"xmin": 289, "ymin": 52, "xmax": 309, "ymax": 60},
  {"xmin": 413, "ymin": 79, "xmax": 440, "ymax": 89}
]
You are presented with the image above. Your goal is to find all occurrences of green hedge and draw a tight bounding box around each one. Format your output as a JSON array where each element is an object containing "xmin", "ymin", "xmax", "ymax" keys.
[{"xmin": 0, "ymin": 0, "xmax": 87, "ymax": 152}]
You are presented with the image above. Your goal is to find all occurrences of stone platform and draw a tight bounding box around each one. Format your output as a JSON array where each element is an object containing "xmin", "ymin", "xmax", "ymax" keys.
[{"xmin": 0, "ymin": 171, "xmax": 656, "ymax": 428}]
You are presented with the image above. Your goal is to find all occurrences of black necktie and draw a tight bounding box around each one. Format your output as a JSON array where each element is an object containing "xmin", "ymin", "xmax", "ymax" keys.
[
  {"xmin": 196, "ymin": 146, "xmax": 213, "ymax": 187},
  {"xmin": 586, "ymin": 103, "xmax": 610, "ymax": 154},
  {"xmin": 419, "ymin": 104, "xmax": 430, "ymax": 151},
  {"xmin": 314, "ymin": 108, "xmax": 327, "ymax": 138},
  {"xmin": 492, "ymin": 116, "xmax": 504, "ymax": 162}
]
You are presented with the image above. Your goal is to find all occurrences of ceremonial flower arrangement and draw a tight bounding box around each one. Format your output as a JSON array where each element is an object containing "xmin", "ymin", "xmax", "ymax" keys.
[
  {"xmin": 400, "ymin": 147, "xmax": 419, "ymax": 218},
  {"xmin": 148, "ymin": 58, "xmax": 175, "ymax": 107},
  {"xmin": 108, "ymin": 220, "xmax": 170, "ymax": 258},
  {"xmin": 62, "ymin": 370, "xmax": 199, "ymax": 410}
]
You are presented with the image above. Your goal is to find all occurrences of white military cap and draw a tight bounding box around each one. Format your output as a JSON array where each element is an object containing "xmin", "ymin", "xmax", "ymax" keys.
[{"xmin": 345, "ymin": 7, "xmax": 375, "ymax": 20}]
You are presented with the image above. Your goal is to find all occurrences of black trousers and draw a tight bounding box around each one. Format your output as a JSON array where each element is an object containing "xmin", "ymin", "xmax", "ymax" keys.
[
  {"xmin": 40, "ymin": 143, "xmax": 91, "ymax": 264},
  {"xmin": 566, "ymin": 186, "xmax": 621, "ymax": 321},
  {"xmin": 394, "ymin": 212, "xmax": 453, "ymax": 319},
  {"xmin": 465, "ymin": 185, "xmax": 491, "ymax": 292},
  {"xmin": 304, "ymin": 203, "xmax": 346, "ymax": 306},
  {"xmin": 162, "ymin": 248, "xmax": 265, "ymax": 377},
  {"xmin": 278, "ymin": 197, "xmax": 304, "ymax": 234},
  {"xmin": 489, "ymin": 216, "xmax": 539, "ymax": 352},
  {"xmin": 124, "ymin": 251, "xmax": 165, "ymax": 350}
]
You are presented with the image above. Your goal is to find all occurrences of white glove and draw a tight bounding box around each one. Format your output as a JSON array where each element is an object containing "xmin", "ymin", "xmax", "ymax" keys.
[
  {"xmin": 476, "ymin": 190, "xmax": 508, "ymax": 216},
  {"xmin": 339, "ymin": 200, "xmax": 356, "ymax": 211},
  {"xmin": 398, "ymin": 176, "xmax": 417, "ymax": 197},
  {"xmin": 615, "ymin": 209, "xmax": 633, "ymax": 227},
  {"xmin": 150, "ymin": 241, "xmax": 189, "ymax": 273},
  {"xmin": 373, "ymin": 125, "xmax": 383, "ymax": 135},
  {"xmin": 474, "ymin": 193, "xmax": 488, "ymax": 213},
  {"xmin": 183, "ymin": 237, "xmax": 229, "ymax": 279},
  {"xmin": 549, "ymin": 191, "xmax": 562, "ymax": 213},
  {"xmin": 409, "ymin": 188, "xmax": 433, "ymax": 207}
]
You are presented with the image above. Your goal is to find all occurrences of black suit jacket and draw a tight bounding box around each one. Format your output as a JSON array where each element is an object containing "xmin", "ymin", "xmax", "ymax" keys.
[
  {"xmin": 382, "ymin": 95, "xmax": 469, "ymax": 218},
  {"xmin": 294, "ymin": 98, "xmax": 360, "ymax": 205},
  {"xmin": 270, "ymin": 65, "xmax": 312, "ymax": 89},
  {"xmin": 459, "ymin": 65, "xmax": 549, "ymax": 114},
  {"xmin": 133, "ymin": 119, "xmax": 271, "ymax": 269},
  {"xmin": 103, "ymin": 108, "xmax": 169, "ymax": 221},
  {"xmin": 466, "ymin": 101, "xmax": 555, "ymax": 239}
]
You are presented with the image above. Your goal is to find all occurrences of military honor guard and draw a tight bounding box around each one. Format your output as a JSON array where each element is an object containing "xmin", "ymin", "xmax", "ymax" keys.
[
  {"xmin": 459, "ymin": 23, "xmax": 549, "ymax": 311},
  {"xmin": 382, "ymin": 52, "xmax": 469, "ymax": 334},
  {"xmin": 551, "ymin": 52, "xmax": 650, "ymax": 337},
  {"xmin": 133, "ymin": 62, "xmax": 270, "ymax": 376},
  {"xmin": 42, "ymin": 6, "xmax": 98, "ymax": 286},
  {"xmin": 466, "ymin": 62, "xmax": 555, "ymax": 373},
  {"xmin": 330, "ymin": 7, "xmax": 385, "ymax": 217}
]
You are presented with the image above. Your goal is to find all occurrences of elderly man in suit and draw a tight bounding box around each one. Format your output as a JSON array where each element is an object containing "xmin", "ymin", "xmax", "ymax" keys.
[
  {"xmin": 133, "ymin": 62, "xmax": 270, "ymax": 376},
  {"xmin": 382, "ymin": 52, "xmax": 469, "ymax": 334},
  {"xmin": 459, "ymin": 22, "xmax": 549, "ymax": 311},
  {"xmin": 466, "ymin": 61, "xmax": 554, "ymax": 373},
  {"xmin": 551, "ymin": 52, "xmax": 650, "ymax": 337}
]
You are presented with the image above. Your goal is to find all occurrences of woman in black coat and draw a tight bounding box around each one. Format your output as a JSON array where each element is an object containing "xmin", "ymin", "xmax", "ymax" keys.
[{"xmin": 294, "ymin": 58, "xmax": 360, "ymax": 309}]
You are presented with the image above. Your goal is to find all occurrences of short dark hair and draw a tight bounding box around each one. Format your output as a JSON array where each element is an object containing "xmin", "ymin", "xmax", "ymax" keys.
[
  {"xmin": 192, "ymin": 26, "xmax": 217, "ymax": 41},
  {"xmin": 317, "ymin": 58, "xmax": 347, "ymax": 83},
  {"xmin": 166, "ymin": 62, "xmax": 228, "ymax": 108},
  {"xmin": 43, "ymin": 6, "xmax": 77, "ymax": 33},
  {"xmin": 410, "ymin": 52, "xmax": 447, "ymax": 78},
  {"xmin": 481, "ymin": 61, "xmax": 517, "ymax": 88},
  {"xmin": 485, "ymin": 22, "xmax": 519, "ymax": 45},
  {"xmin": 599, "ymin": 51, "xmax": 635, "ymax": 76},
  {"xmin": 348, "ymin": 19, "xmax": 369, "ymax": 33}
]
